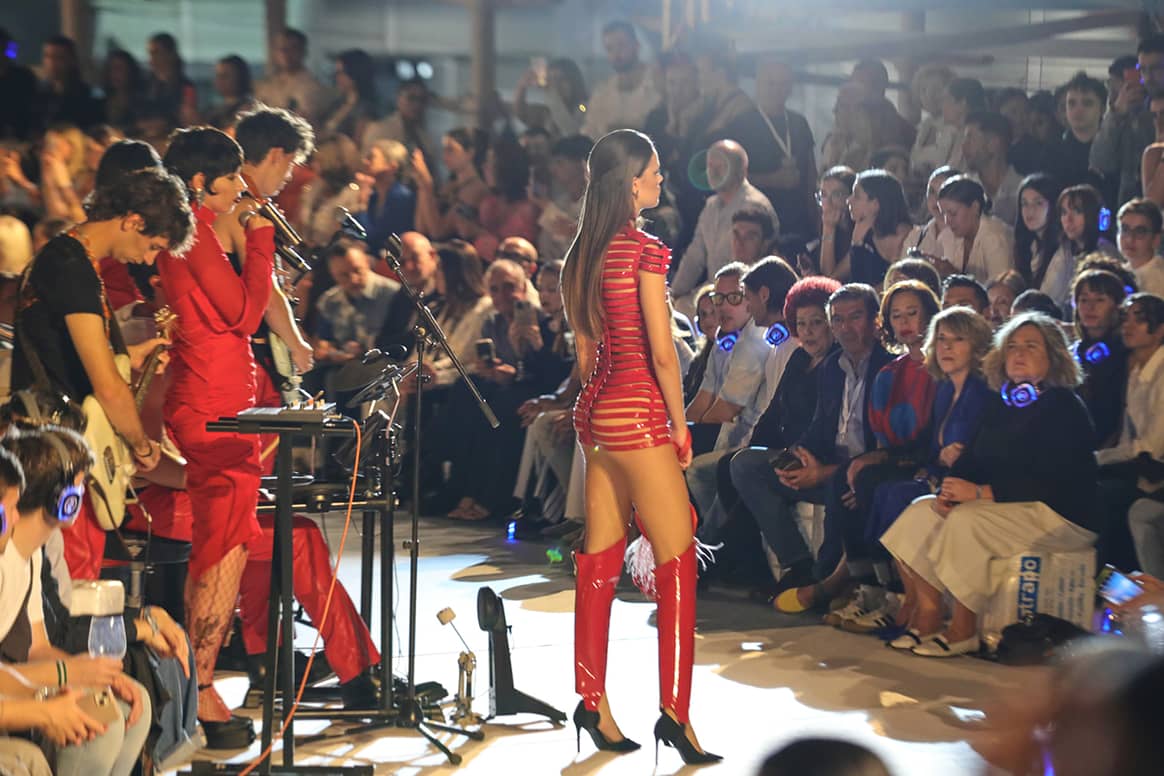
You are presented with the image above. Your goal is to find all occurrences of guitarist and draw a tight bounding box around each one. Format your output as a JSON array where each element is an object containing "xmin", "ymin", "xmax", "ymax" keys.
[
  {"xmin": 215, "ymin": 106, "xmax": 316, "ymax": 426},
  {"xmin": 8, "ymin": 167, "xmax": 192, "ymax": 576},
  {"xmin": 156, "ymin": 126, "xmax": 274, "ymax": 747}
]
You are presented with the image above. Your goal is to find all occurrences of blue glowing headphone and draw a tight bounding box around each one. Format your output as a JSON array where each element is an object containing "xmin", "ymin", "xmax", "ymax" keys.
[
  {"xmin": 717, "ymin": 330, "xmax": 740, "ymax": 352},
  {"xmin": 42, "ymin": 432, "xmax": 84, "ymax": 523},
  {"xmin": 0, "ymin": 502, "xmax": 6, "ymax": 537},
  {"xmin": 765, "ymin": 322, "xmax": 790, "ymax": 347},
  {"xmin": 1000, "ymin": 380, "xmax": 1042, "ymax": 408},
  {"xmin": 1073, "ymin": 341, "xmax": 1111, "ymax": 366}
]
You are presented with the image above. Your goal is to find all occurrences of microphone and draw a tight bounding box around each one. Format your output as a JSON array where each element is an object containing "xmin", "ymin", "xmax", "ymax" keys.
[
  {"xmin": 362, "ymin": 345, "xmax": 408, "ymax": 364},
  {"xmin": 335, "ymin": 206, "xmax": 367, "ymax": 241}
]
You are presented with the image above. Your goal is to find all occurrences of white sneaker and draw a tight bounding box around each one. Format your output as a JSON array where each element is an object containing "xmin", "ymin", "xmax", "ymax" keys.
[
  {"xmin": 824, "ymin": 585, "xmax": 885, "ymax": 627},
  {"xmin": 841, "ymin": 593, "xmax": 901, "ymax": 634}
]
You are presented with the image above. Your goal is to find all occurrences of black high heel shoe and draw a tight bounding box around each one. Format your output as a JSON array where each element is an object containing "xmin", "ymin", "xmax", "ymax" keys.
[
  {"xmin": 573, "ymin": 700, "xmax": 641, "ymax": 753},
  {"xmin": 653, "ymin": 712, "xmax": 722, "ymax": 765}
]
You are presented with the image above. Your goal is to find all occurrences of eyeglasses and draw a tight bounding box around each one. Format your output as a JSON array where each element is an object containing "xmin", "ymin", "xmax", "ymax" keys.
[
  {"xmin": 710, "ymin": 291, "xmax": 744, "ymax": 306},
  {"xmin": 1120, "ymin": 224, "xmax": 1157, "ymax": 238},
  {"xmin": 815, "ymin": 190, "xmax": 848, "ymax": 205}
]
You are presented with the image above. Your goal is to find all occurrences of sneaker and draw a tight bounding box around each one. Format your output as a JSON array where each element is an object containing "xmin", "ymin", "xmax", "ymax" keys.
[
  {"xmin": 911, "ymin": 634, "xmax": 980, "ymax": 658},
  {"xmin": 823, "ymin": 585, "xmax": 886, "ymax": 628},
  {"xmin": 841, "ymin": 593, "xmax": 901, "ymax": 634}
]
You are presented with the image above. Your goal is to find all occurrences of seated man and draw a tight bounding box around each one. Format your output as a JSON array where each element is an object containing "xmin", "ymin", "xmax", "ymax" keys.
[
  {"xmin": 688, "ymin": 258, "xmax": 800, "ymax": 540},
  {"xmin": 941, "ymin": 273, "xmax": 990, "ymax": 315},
  {"xmin": 0, "ymin": 426, "xmax": 152, "ymax": 773},
  {"xmin": 730, "ymin": 284, "xmax": 892, "ymax": 607},
  {"xmin": 314, "ymin": 238, "xmax": 400, "ymax": 366}
]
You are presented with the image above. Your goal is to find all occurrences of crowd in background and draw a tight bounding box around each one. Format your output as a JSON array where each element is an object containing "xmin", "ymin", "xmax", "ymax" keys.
[{"xmin": 3, "ymin": 11, "xmax": 1164, "ymax": 685}]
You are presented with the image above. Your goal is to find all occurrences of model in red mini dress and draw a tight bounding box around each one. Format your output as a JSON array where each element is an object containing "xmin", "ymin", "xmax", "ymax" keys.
[
  {"xmin": 157, "ymin": 127, "xmax": 273, "ymax": 740},
  {"xmin": 562, "ymin": 129, "xmax": 719, "ymax": 765}
]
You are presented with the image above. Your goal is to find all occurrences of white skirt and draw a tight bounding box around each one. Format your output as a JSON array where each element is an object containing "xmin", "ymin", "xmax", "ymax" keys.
[{"xmin": 881, "ymin": 495, "xmax": 1097, "ymax": 613}]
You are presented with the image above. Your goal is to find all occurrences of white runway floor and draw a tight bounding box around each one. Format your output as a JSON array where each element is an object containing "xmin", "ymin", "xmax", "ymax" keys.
[{"xmin": 176, "ymin": 515, "xmax": 1039, "ymax": 776}]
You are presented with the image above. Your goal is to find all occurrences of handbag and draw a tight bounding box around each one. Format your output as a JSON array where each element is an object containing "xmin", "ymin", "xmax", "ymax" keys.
[{"xmin": 994, "ymin": 612, "xmax": 1092, "ymax": 666}]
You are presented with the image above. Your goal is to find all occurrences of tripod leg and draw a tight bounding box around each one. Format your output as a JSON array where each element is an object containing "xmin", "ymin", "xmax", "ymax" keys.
[
  {"xmin": 424, "ymin": 719, "xmax": 485, "ymax": 741},
  {"xmin": 416, "ymin": 721, "xmax": 464, "ymax": 765}
]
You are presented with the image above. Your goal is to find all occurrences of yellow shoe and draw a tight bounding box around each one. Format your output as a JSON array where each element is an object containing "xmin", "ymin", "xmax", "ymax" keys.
[{"xmin": 773, "ymin": 585, "xmax": 818, "ymax": 614}]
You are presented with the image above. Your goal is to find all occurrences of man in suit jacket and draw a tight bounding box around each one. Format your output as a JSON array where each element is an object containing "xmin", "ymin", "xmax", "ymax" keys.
[{"xmin": 729, "ymin": 284, "xmax": 891, "ymax": 591}]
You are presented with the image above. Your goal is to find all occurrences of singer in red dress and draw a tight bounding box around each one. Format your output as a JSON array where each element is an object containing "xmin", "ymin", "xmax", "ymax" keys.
[
  {"xmin": 157, "ymin": 127, "xmax": 273, "ymax": 738},
  {"xmin": 562, "ymin": 130, "xmax": 719, "ymax": 765}
]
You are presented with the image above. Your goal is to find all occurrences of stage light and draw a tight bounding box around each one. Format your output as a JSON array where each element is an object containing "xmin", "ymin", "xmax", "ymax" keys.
[{"xmin": 416, "ymin": 61, "xmax": 434, "ymax": 80}]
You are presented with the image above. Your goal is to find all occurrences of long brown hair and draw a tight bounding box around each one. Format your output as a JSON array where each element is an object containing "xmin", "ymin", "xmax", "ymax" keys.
[{"xmin": 561, "ymin": 129, "xmax": 656, "ymax": 340}]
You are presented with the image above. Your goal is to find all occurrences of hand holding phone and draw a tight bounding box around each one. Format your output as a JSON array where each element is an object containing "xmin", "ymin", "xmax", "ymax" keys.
[
  {"xmin": 1098, "ymin": 564, "xmax": 1144, "ymax": 605},
  {"xmin": 767, "ymin": 448, "xmax": 804, "ymax": 472},
  {"xmin": 476, "ymin": 337, "xmax": 497, "ymax": 365}
]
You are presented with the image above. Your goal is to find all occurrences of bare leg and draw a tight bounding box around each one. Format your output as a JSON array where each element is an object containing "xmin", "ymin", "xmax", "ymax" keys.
[
  {"xmin": 895, "ymin": 560, "xmax": 918, "ymax": 628},
  {"xmin": 943, "ymin": 599, "xmax": 978, "ymax": 642},
  {"xmin": 908, "ymin": 568, "xmax": 946, "ymax": 637},
  {"xmin": 186, "ymin": 544, "xmax": 248, "ymax": 721}
]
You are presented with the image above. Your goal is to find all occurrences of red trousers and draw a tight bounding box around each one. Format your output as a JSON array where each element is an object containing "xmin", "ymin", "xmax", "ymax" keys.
[
  {"xmin": 238, "ymin": 513, "xmax": 379, "ymax": 682},
  {"xmin": 61, "ymin": 496, "xmax": 105, "ymax": 581}
]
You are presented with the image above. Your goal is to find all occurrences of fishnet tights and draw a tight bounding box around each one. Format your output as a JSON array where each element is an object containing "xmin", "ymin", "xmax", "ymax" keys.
[{"xmin": 186, "ymin": 543, "xmax": 248, "ymax": 721}]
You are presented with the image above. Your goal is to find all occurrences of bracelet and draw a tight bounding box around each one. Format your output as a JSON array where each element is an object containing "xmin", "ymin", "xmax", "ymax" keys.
[{"xmin": 56, "ymin": 660, "xmax": 66, "ymax": 687}]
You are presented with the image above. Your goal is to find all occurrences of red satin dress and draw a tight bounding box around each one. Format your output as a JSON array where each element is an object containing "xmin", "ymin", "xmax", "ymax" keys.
[
  {"xmin": 573, "ymin": 224, "xmax": 672, "ymax": 451},
  {"xmin": 157, "ymin": 204, "xmax": 274, "ymax": 579}
]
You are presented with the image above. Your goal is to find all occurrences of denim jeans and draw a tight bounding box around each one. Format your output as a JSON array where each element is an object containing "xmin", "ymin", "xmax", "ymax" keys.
[
  {"xmin": 729, "ymin": 447, "xmax": 832, "ymax": 573},
  {"xmin": 688, "ymin": 449, "xmax": 730, "ymax": 538}
]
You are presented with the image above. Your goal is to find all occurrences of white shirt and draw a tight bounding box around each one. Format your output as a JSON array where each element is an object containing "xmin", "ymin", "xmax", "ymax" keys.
[
  {"xmin": 254, "ymin": 69, "xmax": 335, "ymax": 125},
  {"xmin": 671, "ymin": 181, "xmax": 779, "ymax": 300},
  {"xmin": 1134, "ymin": 256, "xmax": 1164, "ymax": 297},
  {"xmin": 1097, "ymin": 345, "xmax": 1164, "ymax": 492},
  {"xmin": 1038, "ymin": 244, "xmax": 1077, "ymax": 314},
  {"xmin": 974, "ymin": 166, "xmax": 1024, "ymax": 227},
  {"xmin": 431, "ymin": 296, "xmax": 495, "ymax": 387},
  {"xmin": 756, "ymin": 331, "xmax": 799, "ymax": 423},
  {"xmin": 936, "ymin": 214, "xmax": 1015, "ymax": 284},
  {"xmin": 902, "ymin": 220, "xmax": 943, "ymax": 260},
  {"xmin": 0, "ymin": 540, "xmax": 43, "ymax": 645},
  {"xmin": 580, "ymin": 68, "xmax": 662, "ymax": 138},
  {"xmin": 714, "ymin": 322, "xmax": 771, "ymax": 450}
]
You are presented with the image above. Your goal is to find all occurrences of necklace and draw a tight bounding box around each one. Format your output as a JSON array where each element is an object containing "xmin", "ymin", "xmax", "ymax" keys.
[{"xmin": 66, "ymin": 226, "xmax": 113, "ymax": 336}]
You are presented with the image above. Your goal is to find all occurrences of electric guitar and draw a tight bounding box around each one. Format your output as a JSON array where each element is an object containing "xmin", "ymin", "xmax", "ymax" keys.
[{"xmin": 82, "ymin": 307, "xmax": 177, "ymax": 530}]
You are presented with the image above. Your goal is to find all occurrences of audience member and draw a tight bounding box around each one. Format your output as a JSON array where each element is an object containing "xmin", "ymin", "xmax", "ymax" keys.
[
  {"xmin": 536, "ymin": 134, "xmax": 590, "ymax": 261},
  {"xmin": 962, "ymin": 111, "xmax": 1023, "ymax": 226},
  {"xmin": 683, "ymin": 284, "xmax": 718, "ymax": 403},
  {"xmin": 820, "ymin": 83, "xmax": 876, "ymax": 173},
  {"xmin": 847, "ymin": 169, "xmax": 913, "ymax": 287},
  {"xmin": 0, "ymin": 27, "xmax": 36, "ymax": 139},
  {"xmin": 425, "ymin": 240, "xmax": 492, "ymax": 388},
  {"xmin": 298, "ymin": 133, "xmax": 363, "ymax": 246},
  {"xmin": 733, "ymin": 284, "xmax": 892, "ymax": 612},
  {"xmin": 1013, "ymin": 173, "xmax": 1064, "ymax": 291},
  {"xmin": 986, "ymin": 270, "xmax": 1026, "ymax": 329},
  {"xmin": 996, "ymin": 87, "xmax": 1047, "ymax": 174},
  {"xmin": 941, "ymin": 274, "xmax": 990, "ymax": 315},
  {"xmin": 935, "ymin": 175, "xmax": 1015, "ymax": 283},
  {"xmin": 314, "ymin": 239, "xmax": 400, "ymax": 367},
  {"xmin": 145, "ymin": 33, "xmax": 199, "ymax": 127},
  {"xmin": 460, "ymin": 139, "xmax": 540, "ymax": 262},
  {"xmin": 908, "ymin": 64, "xmax": 957, "ymax": 179},
  {"xmin": 1072, "ymin": 267, "xmax": 1130, "ymax": 449},
  {"xmin": 872, "ymin": 307, "xmax": 993, "ymax": 644},
  {"xmin": 1092, "ymin": 35, "xmax": 1164, "ymax": 208},
  {"xmin": 31, "ymin": 35, "xmax": 102, "ymax": 132},
  {"xmin": 580, "ymin": 20, "xmax": 662, "ymax": 138},
  {"xmin": 205, "ymin": 54, "xmax": 256, "ymax": 129},
  {"xmin": 377, "ymin": 231, "xmax": 439, "ymax": 353},
  {"xmin": 1052, "ymin": 71, "xmax": 1108, "ymax": 193},
  {"xmin": 881, "ymin": 312, "xmax": 1098, "ymax": 657},
  {"xmin": 321, "ymin": 49, "xmax": 379, "ymax": 140},
  {"xmin": 904, "ymin": 165, "xmax": 960, "ymax": 260},
  {"xmin": 363, "ymin": 78, "xmax": 437, "ymax": 175},
  {"xmin": 850, "ymin": 59, "xmax": 916, "ymax": 151},
  {"xmin": 412, "ymin": 127, "xmax": 489, "ymax": 239},
  {"xmin": 513, "ymin": 57, "xmax": 588, "ymax": 138},
  {"xmin": 99, "ymin": 49, "xmax": 145, "ymax": 133},
  {"xmin": 1043, "ymin": 183, "xmax": 1118, "ymax": 310},
  {"xmin": 883, "ymin": 257, "xmax": 942, "ymax": 297},
  {"xmin": 357, "ymin": 138, "xmax": 415, "ymax": 256},
  {"xmin": 1012, "ymin": 288, "xmax": 1063, "ymax": 320},
  {"xmin": 934, "ymin": 77, "xmax": 988, "ymax": 170},
  {"xmin": 254, "ymin": 27, "xmax": 334, "ymax": 126},
  {"xmin": 1119, "ymin": 198, "xmax": 1164, "ymax": 295},
  {"xmin": 672, "ymin": 140, "xmax": 778, "ymax": 312},
  {"xmin": 1141, "ymin": 92, "xmax": 1164, "ymax": 205},
  {"xmin": 694, "ymin": 42, "xmax": 752, "ymax": 139},
  {"xmin": 719, "ymin": 56, "xmax": 817, "ymax": 238},
  {"xmin": 811, "ymin": 165, "xmax": 857, "ymax": 279}
]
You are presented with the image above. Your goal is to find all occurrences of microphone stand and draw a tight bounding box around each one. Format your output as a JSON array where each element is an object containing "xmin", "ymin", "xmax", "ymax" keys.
[{"xmin": 344, "ymin": 233, "xmax": 495, "ymax": 763}]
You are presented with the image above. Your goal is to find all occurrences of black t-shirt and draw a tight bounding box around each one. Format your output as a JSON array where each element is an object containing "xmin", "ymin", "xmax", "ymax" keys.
[{"xmin": 11, "ymin": 234, "xmax": 106, "ymax": 401}]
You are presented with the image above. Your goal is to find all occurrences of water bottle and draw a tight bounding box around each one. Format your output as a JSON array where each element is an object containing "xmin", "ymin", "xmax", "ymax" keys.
[{"xmin": 71, "ymin": 580, "xmax": 127, "ymax": 660}]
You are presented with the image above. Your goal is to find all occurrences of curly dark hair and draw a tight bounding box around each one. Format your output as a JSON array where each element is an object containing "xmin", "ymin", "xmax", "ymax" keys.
[
  {"xmin": 784, "ymin": 276, "xmax": 841, "ymax": 337},
  {"xmin": 1, "ymin": 425, "xmax": 93, "ymax": 519},
  {"xmin": 84, "ymin": 167, "xmax": 194, "ymax": 254},
  {"xmin": 234, "ymin": 106, "xmax": 316, "ymax": 165}
]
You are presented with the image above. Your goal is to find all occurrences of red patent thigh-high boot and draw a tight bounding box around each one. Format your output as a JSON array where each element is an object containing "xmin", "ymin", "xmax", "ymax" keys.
[{"xmin": 573, "ymin": 536, "xmax": 639, "ymax": 753}]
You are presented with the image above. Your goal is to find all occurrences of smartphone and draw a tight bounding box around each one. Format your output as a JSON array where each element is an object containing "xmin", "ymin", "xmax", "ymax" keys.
[
  {"xmin": 514, "ymin": 299, "xmax": 537, "ymax": 328},
  {"xmin": 475, "ymin": 338, "xmax": 497, "ymax": 364},
  {"xmin": 79, "ymin": 690, "xmax": 122, "ymax": 727},
  {"xmin": 767, "ymin": 448, "xmax": 804, "ymax": 472},
  {"xmin": 1097, "ymin": 564, "xmax": 1142, "ymax": 605},
  {"xmin": 530, "ymin": 56, "xmax": 548, "ymax": 88}
]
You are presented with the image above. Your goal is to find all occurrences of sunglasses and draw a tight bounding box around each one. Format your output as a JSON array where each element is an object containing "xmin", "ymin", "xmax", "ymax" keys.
[{"xmin": 710, "ymin": 291, "xmax": 744, "ymax": 306}]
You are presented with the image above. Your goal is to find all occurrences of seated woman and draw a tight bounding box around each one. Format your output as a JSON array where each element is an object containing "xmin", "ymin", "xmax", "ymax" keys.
[
  {"xmin": 986, "ymin": 269, "xmax": 1027, "ymax": 329},
  {"xmin": 357, "ymin": 138, "xmax": 416, "ymax": 257},
  {"xmin": 868, "ymin": 307, "xmax": 993, "ymax": 642},
  {"xmin": 1113, "ymin": 294, "xmax": 1164, "ymax": 577},
  {"xmin": 682, "ymin": 284, "xmax": 717, "ymax": 403},
  {"xmin": 453, "ymin": 139, "xmax": 541, "ymax": 262},
  {"xmin": 934, "ymin": 175, "xmax": 1014, "ymax": 284},
  {"xmin": 1071, "ymin": 267, "xmax": 1131, "ymax": 449},
  {"xmin": 881, "ymin": 312, "xmax": 1099, "ymax": 657},
  {"xmin": 776, "ymin": 280, "xmax": 940, "ymax": 618},
  {"xmin": 883, "ymin": 257, "xmax": 941, "ymax": 297},
  {"xmin": 412, "ymin": 128, "xmax": 490, "ymax": 239},
  {"xmin": 297, "ymin": 134, "xmax": 362, "ymax": 247},
  {"xmin": 1012, "ymin": 173, "xmax": 1063, "ymax": 298},
  {"xmin": 1040, "ymin": 184, "xmax": 1117, "ymax": 312},
  {"xmin": 903, "ymin": 165, "xmax": 960, "ymax": 261},
  {"xmin": 810, "ymin": 166, "xmax": 856, "ymax": 281},
  {"xmin": 424, "ymin": 240, "xmax": 493, "ymax": 389},
  {"xmin": 847, "ymin": 169, "xmax": 915, "ymax": 288}
]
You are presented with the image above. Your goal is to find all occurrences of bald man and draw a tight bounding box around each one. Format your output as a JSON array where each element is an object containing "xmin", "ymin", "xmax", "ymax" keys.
[
  {"xmin": 671, "ymin": 139, "xmax": 779, "ymax": 315},
  {"xmin": 375, "ymin": 231, "xmax": 441, "ymax": 353}
]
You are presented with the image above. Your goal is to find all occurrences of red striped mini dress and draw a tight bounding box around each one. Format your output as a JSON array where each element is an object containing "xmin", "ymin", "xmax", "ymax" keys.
[{"xmin": 574, "ymin": 224, "xmax": 673, "ymax": 452}]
